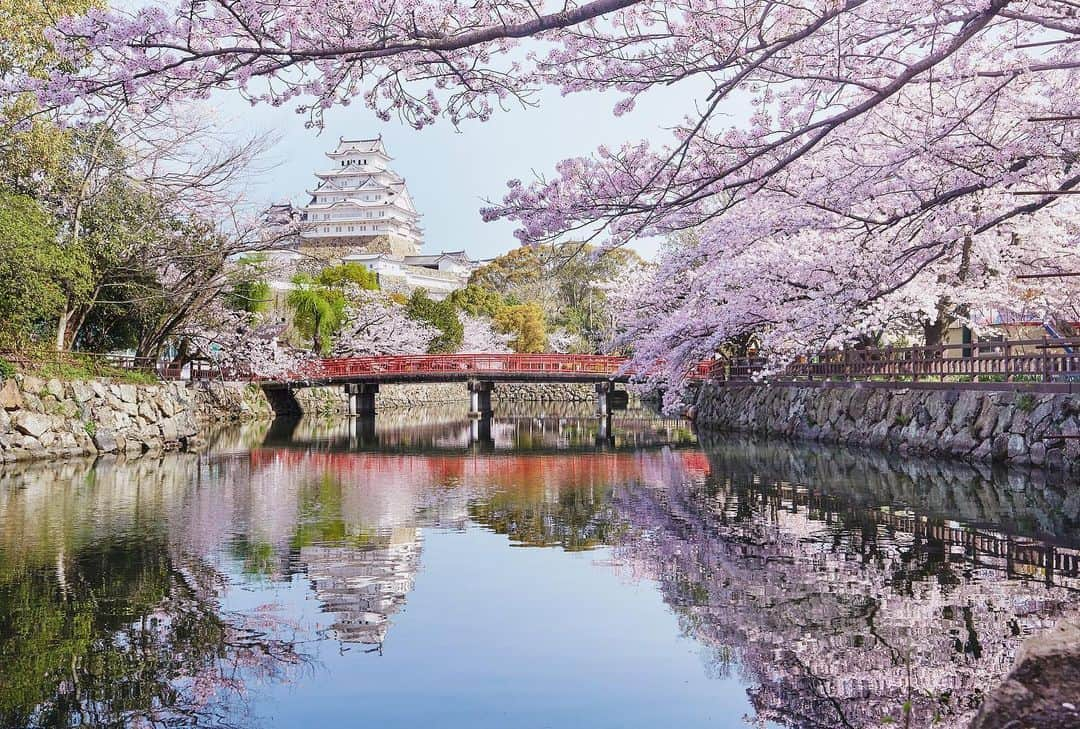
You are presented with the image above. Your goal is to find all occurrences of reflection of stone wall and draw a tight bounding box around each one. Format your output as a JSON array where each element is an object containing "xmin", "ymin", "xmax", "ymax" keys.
[{"xmin": 695, "ymin": 383, "xmax": 1080, "ymax": 470}]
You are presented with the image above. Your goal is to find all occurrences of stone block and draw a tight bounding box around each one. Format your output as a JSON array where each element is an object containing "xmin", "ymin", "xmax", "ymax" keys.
[
  {"xmin": 14, "ymin": 412, "xmax": 50, "ymax": 438},
  {"xmin": 118, "ymin": 384, "xmax": 137, "ymax": 404},
  {"xmin": 0, "ymin": 379, "xmax": 24, "ymax": 410},
  {"xmin": 45, "ymin": 379, "xmax": 65, "ymax": 400},
  {"xmin": 1029, "ymin": 441, "xmax": 1047, "ymax": 466},
  {"xmin": 70, "ymin": 381, "xmax": 95, "ymax": 403}
]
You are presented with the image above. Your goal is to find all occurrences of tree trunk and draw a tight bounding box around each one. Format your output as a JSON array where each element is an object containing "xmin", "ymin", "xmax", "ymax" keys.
[
  {"xmin": 55, "ymin": 307, "xmax": 71, "ymax": 351},
  {"xmin": 923, "ymin": 316, "xmax": 950, "ymax": 347}
]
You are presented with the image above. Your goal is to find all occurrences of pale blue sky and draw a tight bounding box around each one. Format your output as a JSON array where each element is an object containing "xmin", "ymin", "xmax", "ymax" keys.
[{"xmin": 212, "ymin": 80, "xmax": 710, "ymax": 261}]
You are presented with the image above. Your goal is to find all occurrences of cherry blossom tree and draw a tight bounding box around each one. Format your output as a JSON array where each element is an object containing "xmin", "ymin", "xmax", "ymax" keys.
[
  {"xmin": 332, "ymin": 289, "xmax": 436, "ymax": 357},
  {"xmin": 459, "ymin": 315, "xmax": 512, "ymax": 353},
  {"xmin": 179, "ymin": 301, "xmax": 311, "ymax": 378},
  {"xmin": 16, "ymin": 0, "xmax": 1080, "ymax": 387}
]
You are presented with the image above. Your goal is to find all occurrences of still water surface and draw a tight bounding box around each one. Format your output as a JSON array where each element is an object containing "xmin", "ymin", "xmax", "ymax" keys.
[{"xmin": 1, "ymin": 403, "xmax": 1078, "ymax": 728}]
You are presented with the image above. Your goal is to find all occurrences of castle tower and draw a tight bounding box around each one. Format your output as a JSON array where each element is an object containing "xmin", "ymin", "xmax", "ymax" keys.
[{"xmin": 300, "ymin": 137, "xmax": 423, "ymax": 257}]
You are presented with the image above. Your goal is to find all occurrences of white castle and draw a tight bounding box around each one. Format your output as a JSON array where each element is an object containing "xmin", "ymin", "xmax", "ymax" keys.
[
  {"xmin": 262, "ymin": 136, "xmax": 483, "ymax": 299},
  {"xmin": 300, "ymin": 136, "xmax": 423, "ymax": 256}
]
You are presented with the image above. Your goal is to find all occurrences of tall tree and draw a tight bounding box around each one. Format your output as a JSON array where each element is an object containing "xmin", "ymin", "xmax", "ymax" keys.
[{"xmin": 17, "ymin": 0, "xmax": 1080, "ymax": 381}]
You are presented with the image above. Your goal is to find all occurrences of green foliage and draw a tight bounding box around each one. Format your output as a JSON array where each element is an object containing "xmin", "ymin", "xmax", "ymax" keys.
[
  {"xmin": 31, "ymin": 353, "xmax": 159, "ymax": 384},
  {"xmin": 226, "ymin": 255, "xmax": 273, "ymax": 314},
  {"xmin": 0, "ymin": 358, "xmax": 14, "ymax": 379},
  {"xmin": 466, "ymin": 242, "xmax": 643, "ymax": 351},
  {"xmin": 493, "ymin": 303, "xmax": 547, "ymax": 353},
  {"xmin": 405, "ymin": 289, "xmax": 463, "ymax": 353},
  {"xmin": 286, "ymin": 274, "xmax": 346, "ymax": 354},
  {"xmin": 228, "ymin": 279, "xmax": 272, "ymax": 314},
  {"xmin": 1016, "ymin": 393, "xmax": 1036, "ymax": 413},
  {"xmin": 449, "ymin": 284, "xmax": 506, "ymax": 317},
  {"xmin": 0, "ymin": 189, "xmax": 90, "ymax": 345},
  {"xmin": 315, "ymin": 262, "xmax": 380, "ymax": 292}
]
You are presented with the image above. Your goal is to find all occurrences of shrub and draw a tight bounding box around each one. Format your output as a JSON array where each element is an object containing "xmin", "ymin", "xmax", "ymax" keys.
[
  {"xmin": 1016, "ymin": 393, "xmax": 1037, "ymax": 413},
  {"xmin": 0, "ymin": 357, "xmax": 15, "ymax": 379},
  {"xmin": 493, "ymin": 303, "xmax": 547, "ymax": 352},
  {"xmin": 405, "ymin": 289, "xmax": 463, "ymax": 353}
]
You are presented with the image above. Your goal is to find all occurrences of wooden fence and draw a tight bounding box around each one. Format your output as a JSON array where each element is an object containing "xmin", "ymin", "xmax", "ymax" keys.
[{"xmin": 709, "ymin": 338, "xmax": 1080, "ymax": 384}]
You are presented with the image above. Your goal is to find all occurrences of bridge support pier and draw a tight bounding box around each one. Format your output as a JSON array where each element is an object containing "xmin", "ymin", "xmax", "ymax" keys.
[
  {"xmin": 469, "ymin": 414, "xmax": 494, "ymax": 450},
  {"xmin": 346, "ymin": 383, "xmax": 379, "ymax": 416},
  {"xmin": 468, "ymin": 380, "xmax": 494, "ymax": 417},
  {"xmin": 595, "ymin": 382, "xmax": 628, "ymax": 416},
  {"xmin": 595, "ymin": 382, "xmax": 611, "ymax": 416}
]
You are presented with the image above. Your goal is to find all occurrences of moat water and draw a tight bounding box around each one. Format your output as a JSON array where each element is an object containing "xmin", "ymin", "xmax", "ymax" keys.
[{"xmin": 1, "ymin": 403, "xmax": 1078, "ymax": 728}]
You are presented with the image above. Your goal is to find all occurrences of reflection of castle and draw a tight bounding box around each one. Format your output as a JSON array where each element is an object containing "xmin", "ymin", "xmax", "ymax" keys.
[{"xmin": 302, "ymin": 528, "xmax": 422, "ymax": 645}]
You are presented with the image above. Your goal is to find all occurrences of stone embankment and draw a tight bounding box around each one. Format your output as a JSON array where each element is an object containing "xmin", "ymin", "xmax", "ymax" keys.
[
  {"xmin": 492, "ymin": 382, "xmax": 598, "ymax": 402},
  {"xmin": 694, "ymin": 383, "xmax": 1080, "ymax": 471},
  {"xmin": 0, "ymin": 375, "xmax": 202, "ymax": 461},
  {"xmin": 289, "ymin": 382, "xmax": 607, "ymax": 415},
  {"xmin": 0, "ymin": 375, "xmax": 629, "ymax": 461}
]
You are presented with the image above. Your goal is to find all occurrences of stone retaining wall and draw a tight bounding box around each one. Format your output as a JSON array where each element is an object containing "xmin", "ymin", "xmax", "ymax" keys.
[
  {"xmin": 290, "ymin": 382, "xmax": 604, "ymax": 414},
  {"xmin": 491, "ymin": 382, "xmax": 598, "ymax": 402},
  {"xmin": 694, "ymin": 383, "xmax": 1080, "ymax": 471},
  {"xmin": 292, "ymin": 383, "xmax": 467, "ymax": 415},
  {"xmin": 0, "ymin": 375, "xmax": 202, "ymax": 461}
]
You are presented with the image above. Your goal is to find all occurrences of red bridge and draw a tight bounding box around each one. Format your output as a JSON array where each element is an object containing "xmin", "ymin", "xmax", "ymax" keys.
[
  {"xmin": 277, "ymin": 354, "xmax": 645, "ymax": 386},
  {"xmin": 254, "ymin": 353, "xmax": 712, "ymax": 417}
]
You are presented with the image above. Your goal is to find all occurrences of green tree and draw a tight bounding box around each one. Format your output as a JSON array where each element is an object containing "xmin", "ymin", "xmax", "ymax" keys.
[
  {"xmin": 314, "ymin": 262, "xmax": 380, "ymax": 292},
  {"xmin": 405, "ymin": 289, "xmax": 463, "ymax": 353},
  {"xmin": 494, "ymin": 303, "xmax": 547, "ymax": 353},
  {"xmin": 449, "ymin": 284, "xmax": 505, "ymax": 317},
  {"xmin": 286, "ymin": 275, "xmax": 346, "ymax": 354},
  {"xmin": 0, "ymin": 189, "xmax": 90, "ymax": 345},
  {"xmin": 467, "ymin": 243, "xmax": 643, "ymax": 351},
  {"xmin": 226, "ymin": 255, "xmax": 273, "ymax": 314}
]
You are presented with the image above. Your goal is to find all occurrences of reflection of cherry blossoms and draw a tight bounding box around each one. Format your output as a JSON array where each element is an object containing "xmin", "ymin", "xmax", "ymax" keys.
[
  {"xmin": 0, "ymin": 455, "xmax": 311, "ymax": 729},
  {"xmin": 607, "ymin": 448, "xmax": 1080, "ymax": 729}
]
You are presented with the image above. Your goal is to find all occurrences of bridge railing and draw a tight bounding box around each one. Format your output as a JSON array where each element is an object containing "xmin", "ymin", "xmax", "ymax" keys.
[
  {"xmin": 298, "ymin": 353, "xmax": 631, "ymax": 381},
  {"xmin": 706, "ymin": 337, "xmax": 1080, "ymax": 384}
]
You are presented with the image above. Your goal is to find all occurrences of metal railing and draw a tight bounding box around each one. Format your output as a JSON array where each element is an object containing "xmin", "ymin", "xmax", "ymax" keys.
[
  {"xmin": 298, "ymin": 353, "xmax": 632, "ymax": 381},
  {"xmin": 11, "ymin": 338, "xmax": 1080, "ymax": 388},
  {"xmin": 708, "ymin": 338, "xmax": 1080, "ymax": 384}
]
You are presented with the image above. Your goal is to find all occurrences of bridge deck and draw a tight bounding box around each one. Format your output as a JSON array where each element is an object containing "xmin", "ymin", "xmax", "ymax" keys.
[{"xmin": 264, "ymin": 353, "xmax": 640, "ymax": 387}]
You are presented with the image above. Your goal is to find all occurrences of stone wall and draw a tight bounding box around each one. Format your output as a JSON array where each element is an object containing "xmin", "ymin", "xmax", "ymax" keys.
[
  {"xmin": 291, "ymin": 382, "xmax": 467, "ymax": 415},
  {"xmin": 288, "ymin": 382, "xmax": 607, "ymax": 414},
  {"xmin": 0, "ymin": 375, "xmax": 202, "ymax": 462},
  {"xmin": 491, "ymin": 382, "xmax": 599, "ymax": 402},
  {"xmin": 694, "ymin": 383, "xmax": 1080, "ymax": 471}
]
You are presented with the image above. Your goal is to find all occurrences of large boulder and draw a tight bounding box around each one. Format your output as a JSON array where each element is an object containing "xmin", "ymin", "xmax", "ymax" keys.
[
  {"xmin": 92, "ymin": 428, "xmax": 118, "ymax": 452},
  {"xmin": 0, "ymin": 379, "xmax": 23, "ymax": 410},
  {"xmin": 972, "ymin": 621, "xmax": 1080, "ymax": 729},
  {"xmin": 13, "ymin": 412, "xmax": 50, "ymax": 438}
]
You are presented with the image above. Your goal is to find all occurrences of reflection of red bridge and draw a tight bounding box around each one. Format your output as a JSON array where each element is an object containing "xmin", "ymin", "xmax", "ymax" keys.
[{"xmin": 248, "ymin": 448, "xmax": 710, "ymax": 491}]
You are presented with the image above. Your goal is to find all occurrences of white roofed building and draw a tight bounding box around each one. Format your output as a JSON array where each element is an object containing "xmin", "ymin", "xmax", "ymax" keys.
[{"xmin": 300, "ymin": 137, "xmax": 423, "ymax": 257}]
